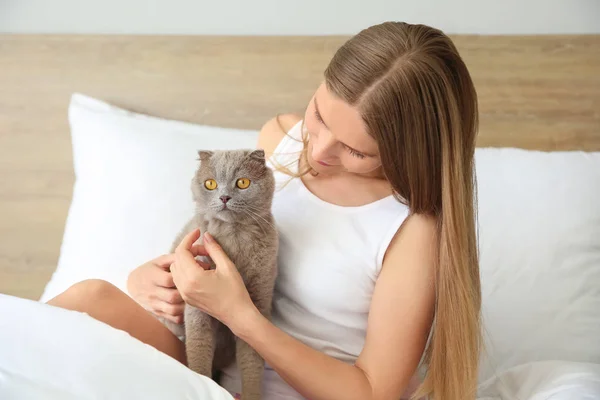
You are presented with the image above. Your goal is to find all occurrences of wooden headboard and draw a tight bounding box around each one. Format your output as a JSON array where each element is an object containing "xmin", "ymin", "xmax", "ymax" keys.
[{"xmin": 1, "ymin": 35, "xmax": 599, "ymax": 299}]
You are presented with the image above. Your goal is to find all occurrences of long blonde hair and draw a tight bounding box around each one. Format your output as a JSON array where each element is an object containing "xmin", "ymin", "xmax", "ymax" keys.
[{"xmin": 280, "ymin": 21, "xmax": 481, "ymax": 400}]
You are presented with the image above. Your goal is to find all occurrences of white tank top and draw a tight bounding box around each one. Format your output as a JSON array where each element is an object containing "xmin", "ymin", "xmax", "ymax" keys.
[{"xmin": 220, "ymin": 121, "xmax": 410, "ymax": 399}]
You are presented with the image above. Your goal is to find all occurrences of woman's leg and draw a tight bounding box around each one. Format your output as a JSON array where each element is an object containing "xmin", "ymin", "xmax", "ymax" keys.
[{"xmin": 47, "ymin": 279, "xmax": 186, "ymax": 365}]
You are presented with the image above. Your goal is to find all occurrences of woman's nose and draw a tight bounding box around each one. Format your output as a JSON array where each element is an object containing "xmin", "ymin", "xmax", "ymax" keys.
[{"xmin": 311, "ymin": 131, "xmax": 337, "ymax": 160}]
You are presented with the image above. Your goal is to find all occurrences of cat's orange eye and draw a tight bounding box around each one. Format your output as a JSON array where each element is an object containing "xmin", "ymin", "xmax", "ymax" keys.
[
  {"xmin": 236, "ymin": 178, "xmax": 251, "ymax": 189},
  {"xmin": 204, "ymin": 179, "xmax": 218, "ymax": 190}
]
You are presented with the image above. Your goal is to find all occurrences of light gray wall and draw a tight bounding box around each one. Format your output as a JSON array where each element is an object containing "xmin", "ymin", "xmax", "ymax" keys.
[{"xmin": 1, "ymin": 0, "xmax": 599, "ymax": 35}]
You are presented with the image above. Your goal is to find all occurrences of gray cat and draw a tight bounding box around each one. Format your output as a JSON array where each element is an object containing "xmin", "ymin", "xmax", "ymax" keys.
[{"xmin": 163, "ymin": 149, "xmax": 278, "ymax": 400}]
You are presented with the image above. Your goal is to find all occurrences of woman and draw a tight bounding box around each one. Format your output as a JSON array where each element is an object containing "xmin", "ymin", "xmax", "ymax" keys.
[{"xmin": 48, "ymin": 21, "xmax": 481, "ymax": 400}]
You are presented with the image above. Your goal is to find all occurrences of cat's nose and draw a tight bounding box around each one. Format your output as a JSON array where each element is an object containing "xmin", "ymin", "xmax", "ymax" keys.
[{"xmin": 220, "ymin": 195, "xmax": 232, "ymax": 204}]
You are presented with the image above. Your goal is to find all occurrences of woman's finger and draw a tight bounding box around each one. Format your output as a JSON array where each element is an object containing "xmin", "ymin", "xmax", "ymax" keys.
[
  {"xmin": 203, "ymin": 232, "xmax": 233, "ymax": 268},
  {"xmin": 190, "ymin": 244, "xmax": 209, "ymax": 257},
  {"xmin": 154, "ymin": 309, "xmax": 184, "ymax": 325},
  {"xmin": 196, "ymin": 259, "xmax": 211, "ymax": 270},
  {"xmin": 156, "ymin": 300, "xmax": 185, "ymax": 317},
  {"xmin": 176, "ymin": 229, "xmax": 202, "ymax": 253},
  {"xmin": 152, "ymin": 268, "xmax": 175, "ymax": 288},
  {"xmin": 154, "ymin": 286, "xmax": 183, "ymax": 304},
  {"xmin": 152, "ymin": 253, "xmax": 176, "ymax": 270}
]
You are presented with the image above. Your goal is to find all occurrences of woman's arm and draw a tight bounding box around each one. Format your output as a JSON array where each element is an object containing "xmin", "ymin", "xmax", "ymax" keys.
[
  {"xmin": 171, "ymin": 215, "xmax": 436, "ymax": 400},
  {"xmin": 233, "ymin": 214, "xmax": 436, "ymax": 400}
]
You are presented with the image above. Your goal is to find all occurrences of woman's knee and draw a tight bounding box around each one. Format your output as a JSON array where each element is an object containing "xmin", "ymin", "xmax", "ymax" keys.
[
  {"xmin": 68, "ymin": 279, "xmax": 121, "ymax": 299},
  {"xmin": 48, "ymin": 279, "xmax": 122, "ymax": 308}
]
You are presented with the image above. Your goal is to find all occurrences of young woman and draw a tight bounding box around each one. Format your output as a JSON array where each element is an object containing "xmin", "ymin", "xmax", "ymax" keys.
[{"xmin": 48, "ymin": 21, "xmax": 481, "ymax": 400}]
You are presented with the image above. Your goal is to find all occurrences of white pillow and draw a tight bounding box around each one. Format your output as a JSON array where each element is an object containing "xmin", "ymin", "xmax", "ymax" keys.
[
  {"xmin": 475, "ymin": 148, "xmax": 600, "ymax": 381},
  {"xmin": 39, "ymin": 94, "xmax": 258, "ymax": 302}
]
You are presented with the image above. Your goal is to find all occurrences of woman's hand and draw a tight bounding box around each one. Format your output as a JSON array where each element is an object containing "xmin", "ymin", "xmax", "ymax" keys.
[
  {"xmin": 170, "ymin": 229, "xmax": 257, "ymax": 331},
  {"xmin": 126, "ymin": 254, "xmax": 185, "ymax": 324}
]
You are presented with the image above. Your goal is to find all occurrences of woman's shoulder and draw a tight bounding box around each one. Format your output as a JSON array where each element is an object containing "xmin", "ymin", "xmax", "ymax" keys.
[
  {"xmin": 257, "ymin": 113, "xmax": 302, "ymax": 156},
  {"xmin": 383, "ymin": 213, "xmax": 438, "ymax": 272}
]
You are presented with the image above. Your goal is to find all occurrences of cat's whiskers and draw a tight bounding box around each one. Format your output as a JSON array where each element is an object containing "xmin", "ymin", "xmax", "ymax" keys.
[
  {"xmin": 206, "ymin": 203, "xmax": 224, "ymax": 213},
  {"xmin": 241, "ymin": 210, "xmax": 268, "ymax": 237},
  {"xmin": 238, "ymin": 201, "xmax": 269, "ymax": 215},
  {"xmin": 195, "ymin": 207, "xmax": 210, "ymax": 215},
  {"xmin": 244, "ymin": 207, "xmax": 276, "ymax": 226},
  {"xmin": 229, "ymin": 200, "xmax": 275, "ymax": 234},
  {"xmin": 241, "ymin": 207, "xmax": 277, "ymax": 233}
]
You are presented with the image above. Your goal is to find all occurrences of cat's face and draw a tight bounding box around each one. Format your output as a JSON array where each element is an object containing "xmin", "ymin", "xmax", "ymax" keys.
[{"xmin": 192, "ymin": 149, "xmax": 275, "ymax": 221}]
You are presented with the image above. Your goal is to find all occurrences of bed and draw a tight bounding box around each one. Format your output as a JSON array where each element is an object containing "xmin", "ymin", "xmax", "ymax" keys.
[
  {"xmin": 1, "ymin": 34, "xmax": 599, "ymax": 299},
  {"xmin": 0, "ymin": 34, "xmax": 599, "ymax": 399}
]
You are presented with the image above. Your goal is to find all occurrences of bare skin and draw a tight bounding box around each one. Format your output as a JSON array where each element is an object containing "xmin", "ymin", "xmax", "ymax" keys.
[{"xmin": 48, "ymin": 84, "xmax": 436, "ymax": 400}]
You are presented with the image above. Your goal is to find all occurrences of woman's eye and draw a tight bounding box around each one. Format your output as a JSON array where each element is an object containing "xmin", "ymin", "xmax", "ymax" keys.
[
  {"xmin": 204, "ymin": 179, "xmax": 218, "ymax": 190},
  {"xmin": 346, "ymin": 146, "xmax": 366, "ymax": 159},
  {"xmin": 236, "ymin": 178, "xmax": 251, "ymax": 189},
  {"xmin": 314, "ymin": 109, "xmax": 324, "ymax": 124}
]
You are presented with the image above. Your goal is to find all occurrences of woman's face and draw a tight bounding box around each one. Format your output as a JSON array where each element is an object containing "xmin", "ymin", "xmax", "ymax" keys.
[{"xmin": 303, "ymin": 83, "xmax": 383, "ymax": 177}]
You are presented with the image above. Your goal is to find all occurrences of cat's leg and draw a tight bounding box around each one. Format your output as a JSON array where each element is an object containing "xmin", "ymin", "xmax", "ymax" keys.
[
  {"xmin": 235, "ymin": 337, "xmax": 264, "ymax": 400},
  {"xmin": 213, "ymin": 323, "xmax": 236, "ymax": 372},
  {"xmin": 236, "ymin": 293, "xmax": 273, "ymax": 400},
  {"xmin": 185, "ymin": 306, "xmax": 217, "ymax": 378}
]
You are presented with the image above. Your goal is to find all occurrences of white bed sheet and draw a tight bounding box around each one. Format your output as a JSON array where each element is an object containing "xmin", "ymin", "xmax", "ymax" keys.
[
  {"xmin": 477, "ymin": 360, "xmax": 600, "ymax": 399},
  {"xmin": 0, "ymin": 294, "xmax": 233, "ymax": 400},
  {"xmin": 2, "ymin": 294, "xmax": 599, "ymax": 399}
]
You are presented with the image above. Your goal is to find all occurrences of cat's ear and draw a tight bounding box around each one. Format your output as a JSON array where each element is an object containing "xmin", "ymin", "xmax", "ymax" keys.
[
  {"xmin": 248, "ymin": 149, "xmax": 266, "ymax": 162},
  {"xmin": 197, "ymin": 150, "xmax": 214, "ymax": 161}
]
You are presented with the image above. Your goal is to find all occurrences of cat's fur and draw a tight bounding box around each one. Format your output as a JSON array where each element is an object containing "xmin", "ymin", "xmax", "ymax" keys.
[{"xmin": 162, "ymin": 149, "xmax": 278, "ymax": 400}]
